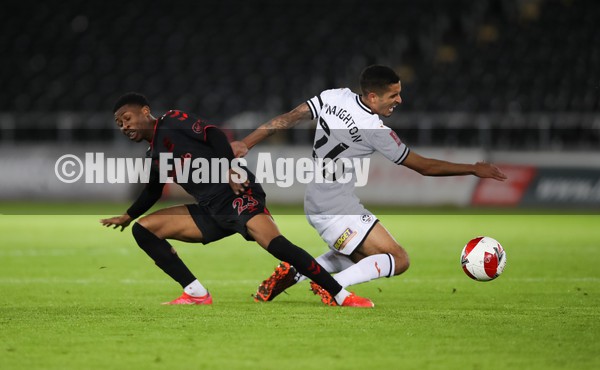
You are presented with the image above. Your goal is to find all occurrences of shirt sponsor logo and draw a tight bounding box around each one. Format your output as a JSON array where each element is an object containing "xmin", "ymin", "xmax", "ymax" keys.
[
  {"xmin": 192, "ymin": 121, "xmax": 203, "ymax": 134},
  {"xmin": 334, "ymin": 228, "xmax": 357, "ymax": 251}
]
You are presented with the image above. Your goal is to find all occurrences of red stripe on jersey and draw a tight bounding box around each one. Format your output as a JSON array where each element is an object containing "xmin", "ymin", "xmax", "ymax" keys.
[
  {"xmin": 389, "ymin": 130, "xmax": 402, "ymax": 146},
  {"xmin": 149, "ymin": 119, "xmax": 159, "ymax": 150}
]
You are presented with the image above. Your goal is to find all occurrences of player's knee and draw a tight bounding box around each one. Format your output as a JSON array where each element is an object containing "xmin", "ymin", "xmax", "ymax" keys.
[
  {"xmin": 135, "ymin": 216, "xmax": 164, "ymax": 238},
  {"xmin": 132, "ymin": 221, "xmax": 164, "ymax": 245},
  {"xmin": 135, "ymin": 215, "xmax": 153, "ymax": 232},
  {"xmin": 132, "ymin": 221, "xmax": 142, "ymax": 236},
  {"xmin": 131, "ymin": 222, "xmax": 178, "ymax": 264},
  {"xmin": 396, "ymin": 254, "xmax": 410, "ymax": 275},
  {"xmin": 132, "ymin": 222, "xmax": 150, "ymax": 243},
  {"xmin": 392, "ymin": 247, "xmax": 410, "ymax": 275}
]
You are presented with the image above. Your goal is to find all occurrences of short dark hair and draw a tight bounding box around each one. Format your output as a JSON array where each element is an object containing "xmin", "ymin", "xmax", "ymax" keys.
[
  {"xmin": 359, "ymin": 65, "xmax": 400, "ymax": 95},
  {"xmin": 113, "ymin": 92, "xmax": 150, "ymax": 113}
]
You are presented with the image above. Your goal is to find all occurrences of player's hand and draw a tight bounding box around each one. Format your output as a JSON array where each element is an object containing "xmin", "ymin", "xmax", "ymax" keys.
[
  {"xmin": 474, "ymin": 162, "xmax": 508, "ymax": 181},
  {"xmin": 100, "ymin": 214, "xmax": 133, "ymax": 231},
  {"xmin": 230, "ymin": 141, "xmax": 248, "ymax": 158},
  {"xmin": 228, "ymin": 168, "xmax": 249, "ymax": 195}
]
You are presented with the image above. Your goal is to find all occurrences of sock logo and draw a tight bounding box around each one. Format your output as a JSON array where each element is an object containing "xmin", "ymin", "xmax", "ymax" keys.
[
  {"xmin": 308, "ymin": 261, "xmax": 321, "ymax": 275},
  {"xmin": 375, "ymin": 262, "xmax": 381, "ymax": 277}
]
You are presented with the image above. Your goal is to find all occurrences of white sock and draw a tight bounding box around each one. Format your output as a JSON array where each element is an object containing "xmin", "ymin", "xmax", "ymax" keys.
[
  {"xmin": 333, "ymin": 253, "xmax": 395, "ymax": 288},
  {"xmin": 295, "ymin": 250, "xmax": 355, "ymax": 283},
  {"xmin": 317, "ymin": 250, "xmax": 355, "ymax": 273},
  {"xmin": 184, "ymin": 279, "xmax": 208, "ymax": 297},
  {"xmin": 334, "ymin": 289, "xmax": 351, "ymax": 305}
]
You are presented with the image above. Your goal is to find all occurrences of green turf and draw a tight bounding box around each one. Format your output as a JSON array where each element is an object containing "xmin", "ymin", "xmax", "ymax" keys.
[{"xmin": 0, "ymin": 203, "xmax": 598, "ymax": 370}]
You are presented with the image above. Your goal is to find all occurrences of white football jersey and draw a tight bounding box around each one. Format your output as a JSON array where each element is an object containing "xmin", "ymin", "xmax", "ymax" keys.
[{"xmin": 304, "ymin": 88, "xmax": 410, "ymax": 215}]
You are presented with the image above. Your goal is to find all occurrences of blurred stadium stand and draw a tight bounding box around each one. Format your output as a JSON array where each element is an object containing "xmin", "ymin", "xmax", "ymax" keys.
[{"xmin": 1, "ymin": 0, "xmax": 598, "ymax": 149}]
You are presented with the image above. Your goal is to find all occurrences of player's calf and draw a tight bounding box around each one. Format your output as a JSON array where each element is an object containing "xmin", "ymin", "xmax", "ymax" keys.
[
  {"xmin": 131, "ymin": 222, "xmax": 197, "ymax": 288},
  {"xmin": 266, "ymin": 235, "xmax": 344, "ymax": 297}
]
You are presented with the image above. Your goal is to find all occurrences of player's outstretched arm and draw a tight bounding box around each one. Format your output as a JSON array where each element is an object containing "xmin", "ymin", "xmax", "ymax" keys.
[
  {"xmin": 402, "ymin": 151, "xmax": 507, "ymax": 181},
  {"xmin": 99, "ymin": 170, "xmax": 164, "ymax": 231},
  {"xmin": 472, "ymin": 161, "xmax": 507, "ymax": 180},
  {"xmin": 100, "ymin": 214, "xmax": 133, "ymax": 231},
  {"xmin": 231, "ymin": 103, "xmax": 312, "ymax": 157}
]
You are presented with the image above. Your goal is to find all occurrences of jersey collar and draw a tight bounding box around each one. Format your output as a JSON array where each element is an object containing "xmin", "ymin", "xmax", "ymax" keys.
[
  {"xmin": 355, "ymin": 95, "xmax": 374, "ymax": 115},
  {"xmin": 149, "ymin": 118, "xmax": 159, "ymax": 150}
]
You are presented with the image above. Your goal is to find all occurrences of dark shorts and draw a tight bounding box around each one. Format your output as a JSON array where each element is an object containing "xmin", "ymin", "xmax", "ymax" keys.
[{"xmin": 186, "ymin": 186, "xmax": 270, "ymax": 244}]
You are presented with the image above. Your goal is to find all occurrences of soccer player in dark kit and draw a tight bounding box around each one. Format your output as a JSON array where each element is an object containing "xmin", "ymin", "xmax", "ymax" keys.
[{"xmin": 100, "ymin": 92, "xmax": 373, "ymax": 307}]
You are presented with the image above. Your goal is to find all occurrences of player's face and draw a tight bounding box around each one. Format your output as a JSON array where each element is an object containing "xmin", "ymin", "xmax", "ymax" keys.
[
  {"xmin": 114, "ymin": 104, "xmax": 152, "ymax": 142},
  {"xmin": 372, "ymin": 82, "xmax": 402, "ymax": 117}
]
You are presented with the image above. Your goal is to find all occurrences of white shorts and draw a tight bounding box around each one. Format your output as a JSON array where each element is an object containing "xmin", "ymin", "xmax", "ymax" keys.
[{"xmin": 306, "ymin": 212, "xmax": 378, "ymax": 256}]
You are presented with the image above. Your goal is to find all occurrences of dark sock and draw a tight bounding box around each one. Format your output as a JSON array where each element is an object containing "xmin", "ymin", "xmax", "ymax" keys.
[
  {"xmin": 131, "ymin": 223, "xmax": 196, "ymax": 288},
  {"xmin": 267, "ymin": 235, "xmax": 342, "ymax": 296}
]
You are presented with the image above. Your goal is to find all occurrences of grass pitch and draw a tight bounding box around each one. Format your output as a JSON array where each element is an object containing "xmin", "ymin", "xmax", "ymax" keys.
[{"xmin": 0, "ymin": 203, "xmax": 598, "ymax": 370}]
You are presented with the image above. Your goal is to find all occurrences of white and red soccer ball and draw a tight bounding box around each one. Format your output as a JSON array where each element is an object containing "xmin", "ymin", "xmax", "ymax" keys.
[{"xmin": 461, "ymin": 236, "xmax": 507, "ymax": 281}]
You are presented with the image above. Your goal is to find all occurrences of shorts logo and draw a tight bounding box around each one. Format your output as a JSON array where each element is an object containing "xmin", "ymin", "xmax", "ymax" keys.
[
  {"xmin": 334, "ymin": 228, "xmax": 357, "ymax": 251},
  {"xmin": 360, "ymin": 214, "xmax": 373, "ymax": 223}
]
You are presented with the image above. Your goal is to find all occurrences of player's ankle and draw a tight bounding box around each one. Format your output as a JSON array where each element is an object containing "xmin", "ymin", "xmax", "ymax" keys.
[{"xmin": 334, "ymin": 289, "xmax": 350, "ymax": 305}]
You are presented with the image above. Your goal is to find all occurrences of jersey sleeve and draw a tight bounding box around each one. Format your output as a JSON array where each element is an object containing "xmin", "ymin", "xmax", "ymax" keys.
[
  {"xmin": 126, "ymin": 167, "xmax": 164, "ymax": 219},
  {"xmin": 306, "ymin": 88, "xmax": 346, "ymax": 119},
  {"xmin": 367, "ymin": 125, "xmax": 410, "ymax": 165},
  {"xmin": 306, "ymin": 94, "xmax": 324, "ymax": 120},
  {"xmin": 205, "ymin": 126, "xmax": 234, "ymax": 161}
]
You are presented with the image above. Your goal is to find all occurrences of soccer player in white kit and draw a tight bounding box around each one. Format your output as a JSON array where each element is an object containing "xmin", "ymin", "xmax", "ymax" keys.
[{"xmin": 233, "ymin": 65, "xmax": 507, "ymax": 306}]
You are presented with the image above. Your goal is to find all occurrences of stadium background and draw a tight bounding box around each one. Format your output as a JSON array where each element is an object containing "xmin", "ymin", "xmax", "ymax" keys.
[
  {"xmin": 1, "ymin": 2, "xmax": 599, "ymax": 370},
  {"xmin": 1, "ymin": 0, "xmax": 599, "ymax": 209}
]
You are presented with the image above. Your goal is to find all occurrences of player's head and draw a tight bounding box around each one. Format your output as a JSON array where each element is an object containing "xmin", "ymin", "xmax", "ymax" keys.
[
  {"xmin": 113, "ymin": 92, "xmax": 154, "ymax": 142},
  {"xmin": 113, "ymin": 92, "xmax": 149, "ymax": 113},
  {"xmin": 359, "ymin": 65, "xmax": 402, "ymax": 117}
]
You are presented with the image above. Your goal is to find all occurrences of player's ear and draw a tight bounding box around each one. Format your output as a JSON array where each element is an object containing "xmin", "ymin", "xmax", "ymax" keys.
[
  {"xmin": 367, "ymin": 91, "xmax": 379, "ymax": 103},
  {"xmin": 141, "ymin": 105, "xmax": 151, "ymax": 117}
]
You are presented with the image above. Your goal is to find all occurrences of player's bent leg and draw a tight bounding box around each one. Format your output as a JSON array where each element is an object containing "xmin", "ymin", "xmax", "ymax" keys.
[
  {"xmin": 132, "ymin": 206, "xmax": 211, "ymax": 304},
  {"xmin": 136, "ymin": 205, "xmax": 204, "ymax": 242},
  {"xmin": 246, "ymin": 214, "xmax": 373, "ymax": 307},
  {"xmin": 293, "ymin": 250, "xmax": 355, "ymax": 285},
  {"xmin": 352, "ymin": 223, "xmax": 410, "ymax": 275},
  {"xmin": 253, "ymin": 250, "xmax": 355, "ymax": 302},
  {"xmin": 245, "ymin": 214, "xmax": 342, "ymax": 296},
  {"xmin": 243, "ymin": 215, "xmax": 298, "ymax": 302},
  {"xmin": 325, "ymin": 223, "xmax": 409, "ymax": 289}
]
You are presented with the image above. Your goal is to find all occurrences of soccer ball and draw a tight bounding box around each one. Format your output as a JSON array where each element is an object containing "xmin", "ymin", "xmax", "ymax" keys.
[{"xmin": 460, "ymin": 236, "xmax": 507, "ymax": 281}]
